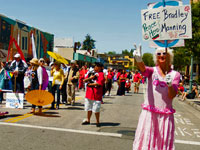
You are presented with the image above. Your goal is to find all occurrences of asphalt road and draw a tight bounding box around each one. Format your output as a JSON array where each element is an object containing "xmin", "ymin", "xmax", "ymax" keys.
[{"xmin": 0, "ymin": 83, "xmax": 200, "ymax": 150}]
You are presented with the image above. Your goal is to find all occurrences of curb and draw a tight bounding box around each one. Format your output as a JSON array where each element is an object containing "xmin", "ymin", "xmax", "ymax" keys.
[{"xmin": 184, "ymin": 99, "xmax": 200, "ymax": 112}]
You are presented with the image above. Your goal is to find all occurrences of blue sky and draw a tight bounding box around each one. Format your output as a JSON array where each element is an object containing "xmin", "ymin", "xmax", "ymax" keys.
[{"xmin": 1, "ymin": 0, "xmax": 189, "ymax": 54}]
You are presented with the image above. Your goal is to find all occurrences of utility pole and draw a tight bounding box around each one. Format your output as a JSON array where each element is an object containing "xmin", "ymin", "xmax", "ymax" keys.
[{"xmin": 189, "ymin": 53, "xmax": 194, "ymax": 92}]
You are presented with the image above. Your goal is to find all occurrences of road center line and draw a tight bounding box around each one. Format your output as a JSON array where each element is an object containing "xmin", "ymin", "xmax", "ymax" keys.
[
  {"xmin": 3, "ymin": 96, "xmax": 83, "ymax": 123},
  {"xmin": 0, "ymin": 122, "xmax": 122, "ymax": 138}
]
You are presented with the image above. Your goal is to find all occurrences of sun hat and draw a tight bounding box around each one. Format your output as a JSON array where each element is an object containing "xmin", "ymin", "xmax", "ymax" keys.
[{"xmin": 30, "ymin": 58, "xmax": 39, "ymax": 65}]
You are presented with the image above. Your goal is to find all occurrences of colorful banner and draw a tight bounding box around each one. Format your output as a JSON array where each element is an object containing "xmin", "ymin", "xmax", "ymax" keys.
[
  {"xmin": 31, "ymin": 33, "xmax": 37, "ymax": 58},
  {"xmin": 141, "ymin": 5, "xmax": 192, "ymax": 41}
]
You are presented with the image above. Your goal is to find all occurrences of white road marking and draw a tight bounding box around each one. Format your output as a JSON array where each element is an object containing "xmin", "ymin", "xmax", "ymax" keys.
[
  {"xmin": 0, "ymin": 122, "xmax": 122, "ymax": 138},
  {"xmin": 1, "ymin": 122, "xmax": 200, "ymax": 145},
  {"xmin": 175, "ymin": 140, "xmax": 200, "ymax": 146}
]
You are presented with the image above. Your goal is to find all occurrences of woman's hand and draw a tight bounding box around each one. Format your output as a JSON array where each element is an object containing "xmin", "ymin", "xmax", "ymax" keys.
[{"xmin": 59, "ymin": 85, "xmax": 62, "ymax": 90}]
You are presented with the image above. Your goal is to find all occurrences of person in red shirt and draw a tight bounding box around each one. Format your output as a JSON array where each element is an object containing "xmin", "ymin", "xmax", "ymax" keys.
[
  {"xmin": 105, "ymin": 68, "xmax": 114, "ymax": 96},
  {"xmin": 133, "ymin": 70, "xmax": 142, "ymax": 94},
  {"xmin": 177, "ymin": 82, "xmax": 185, "ymax": 98},
  {"xmin": 79, "ymin": 66, "xmax": 86, "ymax": 90},
  {"xmin": 117, "ymin": 69, "xmax": 127, "ymax": 96},
  {"xmin": 82, "ymin": 62, "xmax": 105, "ymax": 127},
  {"xmin": 125, "ymin": 78, "xmax": 131, "ymax": 93}
]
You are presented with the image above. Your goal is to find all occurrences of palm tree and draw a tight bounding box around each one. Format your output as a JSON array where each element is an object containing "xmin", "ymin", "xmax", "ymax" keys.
[{"xmin": 81, "ymin": 34, "xmax": 96, "ymax": 50}]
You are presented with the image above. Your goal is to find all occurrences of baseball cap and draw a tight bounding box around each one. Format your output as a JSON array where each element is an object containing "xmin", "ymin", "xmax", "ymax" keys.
[{"xmin": 14, "ymin": 53, "xmax": 21, "ymax": 58}]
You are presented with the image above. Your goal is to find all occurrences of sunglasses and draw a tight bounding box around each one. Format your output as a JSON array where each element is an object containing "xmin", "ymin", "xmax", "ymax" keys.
[
  {"xmin": 157, "ymin": 52, "xmax": 166, "ymax": 56},
  {"xmin": 40, "ymin": 61, "xmax": 45, "ymax": 63}
]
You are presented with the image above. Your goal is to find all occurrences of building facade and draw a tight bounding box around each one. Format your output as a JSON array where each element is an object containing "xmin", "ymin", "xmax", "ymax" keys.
[{"xmin": 0, "ymin": 14, "xmax": 54, "ymax": 61}]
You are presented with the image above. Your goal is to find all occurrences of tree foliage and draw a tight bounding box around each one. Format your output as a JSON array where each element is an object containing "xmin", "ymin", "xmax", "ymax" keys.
[
  {"xmin": 81, "ymin": 34, "xmax": 96, "ymax": 50},
  {"xmin": 106, "ymin": 51, "xmax": 117, "ymax": 55},
  {"xmin": 174, "ymin": 2, "xmax": 200, "ymax": 70},
  {"xmin": 142, "ymin": 53, "xmax": 154, "ymax": 67},
  {"xmin": 76, "ymin": 41, "xmax": 81, "ymax": 50}
]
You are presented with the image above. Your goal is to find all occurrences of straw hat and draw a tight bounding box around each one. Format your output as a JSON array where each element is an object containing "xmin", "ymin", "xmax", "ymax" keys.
[{"xmin": 30, "ymin": 58, "xmax": 39, "ymax": 65}]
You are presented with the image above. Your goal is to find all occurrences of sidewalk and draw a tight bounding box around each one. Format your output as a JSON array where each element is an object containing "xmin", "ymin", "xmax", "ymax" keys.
[{"xmin": 184, "ymin": 98, "xmax": 200, "ymax": 112}]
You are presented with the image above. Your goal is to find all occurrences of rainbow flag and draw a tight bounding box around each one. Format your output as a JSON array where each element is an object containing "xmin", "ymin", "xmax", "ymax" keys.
[{"xmin": 6, "ymin": 71, "xmax": 13, "ymax": 79}]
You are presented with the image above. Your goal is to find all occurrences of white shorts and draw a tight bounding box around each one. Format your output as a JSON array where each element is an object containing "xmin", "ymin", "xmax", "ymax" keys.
[{"xmin": 84, "ymin": 98, "xmax": 101, "ymax": 113}]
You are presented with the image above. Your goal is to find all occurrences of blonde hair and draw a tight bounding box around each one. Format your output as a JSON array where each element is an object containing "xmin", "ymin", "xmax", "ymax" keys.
[{"xmin": 153, "ymin": 47, "xmax": 174, "ymax": 65}]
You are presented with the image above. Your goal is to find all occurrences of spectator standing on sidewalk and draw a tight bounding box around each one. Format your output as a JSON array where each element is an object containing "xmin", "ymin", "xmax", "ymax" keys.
[
  {"xmin": 82, "ymin": 62, "xmax": 105, "ymax": 127},
  {"xmin": 65, "ymin": 60, "xmax": 79, "ymax": 106},
  {"xmin": 132, "ymin": 46, "xmax": 180, "ymax": 150}
]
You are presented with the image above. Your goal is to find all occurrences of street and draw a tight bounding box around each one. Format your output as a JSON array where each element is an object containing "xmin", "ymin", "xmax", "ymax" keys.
[{"xmin": 0, "ymin": 83, "xmax": 200, "ymax": 150}]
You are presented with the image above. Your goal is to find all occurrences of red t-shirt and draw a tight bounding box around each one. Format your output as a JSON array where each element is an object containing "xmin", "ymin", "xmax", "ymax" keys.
[
  {"xmin": 134, "ymin": 73, "xmax": 141, "ymax": 82},
  {"xmin": 120, "ymin": 73, "xmax": 127, "ymax": 82},
  {"xmin": 85, "ymin": 72, "xmax": 105, "ymax": 101},
  {"xmin": 178, "ymin": 86, "xmax": 184, "ymax": 92},
  {"xmin": 125, "ymin": 81, "xmax": 131, "ymax": 87},
  {"xmin": 107, "ymin": 72, "xmax": 114, "ymax": 80}
]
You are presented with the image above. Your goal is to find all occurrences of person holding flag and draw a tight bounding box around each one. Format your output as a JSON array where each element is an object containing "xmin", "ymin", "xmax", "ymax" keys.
[
  {"xmin": 132, "ymin": 45, "xmax": 180, "ymax": 150},
  {"xmin": 6, "ymin": 53, "xmax": 28, "ymax": 93}
]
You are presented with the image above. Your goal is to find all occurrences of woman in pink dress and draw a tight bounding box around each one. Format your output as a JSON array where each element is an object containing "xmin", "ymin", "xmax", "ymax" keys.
[{"xmin": 133, "ymin": 46, "xmax": 180, "ymax": 150}]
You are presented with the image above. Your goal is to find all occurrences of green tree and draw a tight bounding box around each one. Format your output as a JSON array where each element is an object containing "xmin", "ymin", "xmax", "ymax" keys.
[
  {"xmin": 174, "ymin": 2, "xmax": 200, "ymax": 69},
  {"xmin": 81, "ymin": 34, "xmax": 96, "ymax": 50},
  {"xmin": 142, "ymin": 53, "xmax": 154, "ymax": 67},
  {"xmin": 105, "ymin": 51, "xmax": 117, "ymax": 55},
  {"xmin": 122, "ymin": 49, "xmax": 134, "ymax": 57},
  {"xmin": 76, "ymin": 41, "xmax": 81, "ymax": 50}
]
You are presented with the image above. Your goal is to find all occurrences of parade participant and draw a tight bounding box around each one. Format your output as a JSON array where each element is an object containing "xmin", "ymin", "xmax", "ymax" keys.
[
  {"xmin": 47, "ymin": 62, "xmax": 54, "ymax": 93},
  {"xmin": 51, "ymin": 61, "xmax": 64, "ymax": 109},
  {"xmin": 0, "ymin": 61, "xmax": 5, "ymax": 103},
  {"xmin": 61, "ymin": 63, "xmax": 68, "ymax": 104},
  {"xmin": 133, "ymin": 70, "xmax": 142, "ymax": 94},
  {"xmin": 82, "ymin": 62, "xmax": 105, "ymax": 127},
  {"xmin": 6, "ymin": 53, "xmax": 27, "ymax": 93},
  {"xmin": 105, "ymin": 68, "xmax": 114, "ymax": 96},
  {"xmin": 125, "ymin": 78, "xmax": 131, "ymax": 93},
  {"xmin": 132, "ymin": 47, "xmax": 180, "ymax": 150},
  {"xmin": 38, "ymin": 58, "xmax": 49, "ymax": 90},
  {"xmin": 29, "ymin": 58, "xmax": 43, "ymax": 114},
  {"xmin": 117, "ymin": 69, "xmax": 127, "ymax": 96},
  {"xmin": 79, "ymin": 66, "xmax": 86, "ymax": 90},
  {"xmin": 65, "ymin": 60, "xmax": 79, "ymax": 106}
]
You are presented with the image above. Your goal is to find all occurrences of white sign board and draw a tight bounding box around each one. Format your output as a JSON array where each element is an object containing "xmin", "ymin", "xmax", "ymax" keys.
[
  {"xmin": 6, "ymin": 93, "xmax": 24, "ymax": 109},
  {"xmin": 141, "ymin": 5, "xmax": 192, "ymax": 41}
]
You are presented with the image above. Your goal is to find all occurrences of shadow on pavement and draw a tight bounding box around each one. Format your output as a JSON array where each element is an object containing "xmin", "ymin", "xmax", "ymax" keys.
[
  {"xmin": 34, "ymin": 112, "xmax": 61, "ymax": 117},
  {"xmin": 0, "ymin": 114, "xmax": 24, "ymax": 119},
  {"xmin": 92, "ymin": 122, "xmax": 120, "ymax": 127}
]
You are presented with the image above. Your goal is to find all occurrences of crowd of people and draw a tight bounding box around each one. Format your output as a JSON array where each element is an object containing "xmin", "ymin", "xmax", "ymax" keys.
[{"xmin": 0, "ymin": 53, "xmax": 146, "ymax": 119}]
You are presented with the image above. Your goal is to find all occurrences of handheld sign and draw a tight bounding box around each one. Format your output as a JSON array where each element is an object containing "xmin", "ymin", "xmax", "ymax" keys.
[
  {"xmin": 141, "ymin": 5, "xmax": 192, "ymax": 41},
  {"xmin": 6, "ymin": 93, "xmax": 24, "ymax": 109}
]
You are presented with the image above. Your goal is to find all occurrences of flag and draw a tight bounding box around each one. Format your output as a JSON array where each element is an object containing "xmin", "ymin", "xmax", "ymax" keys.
[
  {"xmin": 31, "ymin": 33, "xmax": 37, "ymax": 58},
  {"xmin": 6, "ymin": 71, "xmax": 13, "ymax": 79}
]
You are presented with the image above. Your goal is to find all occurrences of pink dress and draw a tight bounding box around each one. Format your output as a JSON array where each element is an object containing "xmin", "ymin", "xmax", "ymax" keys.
[{"xmin": 133, "ymin": 66, "xmax": 180, "ymax": 150}]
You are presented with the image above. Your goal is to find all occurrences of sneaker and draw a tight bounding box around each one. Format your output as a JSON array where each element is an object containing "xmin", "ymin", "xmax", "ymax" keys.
[{"xmin": 82, "ymin": 119, "xmax": 90, "ymax": 125}]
